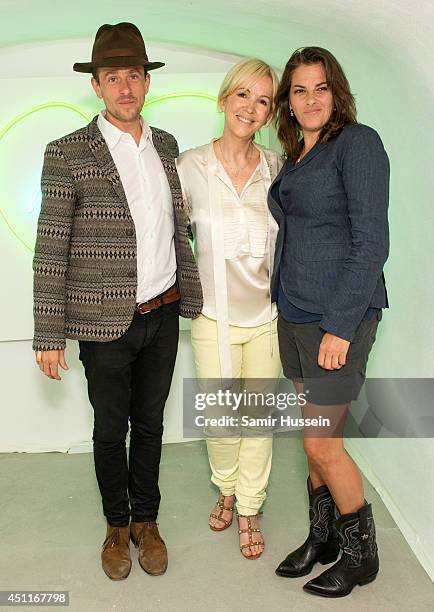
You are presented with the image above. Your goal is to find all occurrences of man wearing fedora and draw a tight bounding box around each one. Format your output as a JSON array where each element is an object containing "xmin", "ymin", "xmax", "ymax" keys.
[{"xmin": 33, "ymin": 22, "xmax": 202, "ymax": 580}]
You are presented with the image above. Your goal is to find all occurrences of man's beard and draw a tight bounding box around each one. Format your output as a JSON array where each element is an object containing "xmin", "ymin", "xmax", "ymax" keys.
[{"xmin": 108, "ymin": 106, "xmax": 141, "ymax": 124}]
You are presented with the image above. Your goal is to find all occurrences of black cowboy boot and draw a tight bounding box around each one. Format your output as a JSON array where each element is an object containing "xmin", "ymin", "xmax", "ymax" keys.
[
  {"xmin": 275, "ymin": 478, "xmax": 339, "ymax": 578},
  {"xmin": 303, "ymin": 502, "xmax": 379, "ymax": 597}
]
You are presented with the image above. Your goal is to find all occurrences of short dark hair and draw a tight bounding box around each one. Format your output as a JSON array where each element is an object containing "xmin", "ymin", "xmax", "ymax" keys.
[
  {"xmin": 273, "ymin": 47, "xmax": 357, "ymax": 161},
  {"xmin": 91, "ymin": 65, "xmax": 147, "ymax": 84}
]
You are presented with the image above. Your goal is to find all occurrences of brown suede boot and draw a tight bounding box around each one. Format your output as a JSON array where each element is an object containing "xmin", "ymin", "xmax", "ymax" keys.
[
  {"xmin": 101, "ymin": 525, "xmax": 132, "ymax": 580},
  {"xmin": 130, "ymin": 521, "xmax": 168, "ymax": 575}
]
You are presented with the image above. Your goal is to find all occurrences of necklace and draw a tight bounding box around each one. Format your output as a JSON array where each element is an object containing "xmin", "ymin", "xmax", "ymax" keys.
[
  {"xmin": 296, "ymin": 147, "xmax": 306, "ymax": 163},
  {"xmin": 217, "ymin": 139, "xmax": 254, "ymax": 188}
]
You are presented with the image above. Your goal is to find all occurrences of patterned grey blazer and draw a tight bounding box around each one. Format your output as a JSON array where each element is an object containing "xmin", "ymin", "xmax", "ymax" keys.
[{"xmin": 33, "ymin": 116, "xmax": 202, "ymax": 352}]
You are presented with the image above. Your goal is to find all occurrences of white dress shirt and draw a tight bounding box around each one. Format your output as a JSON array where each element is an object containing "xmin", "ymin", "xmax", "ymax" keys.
[{"xmin": 97, "ymin": 111, "xmax": 176, "ymax": 302}]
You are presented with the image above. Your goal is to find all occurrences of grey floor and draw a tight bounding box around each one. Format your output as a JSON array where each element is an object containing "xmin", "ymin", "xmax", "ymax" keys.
[{"xmin": 0, "ymin": 439, "xmax": 432, "ymax": 612}]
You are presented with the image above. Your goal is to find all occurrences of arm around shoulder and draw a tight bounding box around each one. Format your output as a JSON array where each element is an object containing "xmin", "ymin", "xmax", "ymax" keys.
[
  {"xmin": 175, "ymin": 147, "xmax": 207, "ymax": 220},
  {"xmin": 153, "ymin": 126, "xmax": 179, "ymax": 157},
  {"xmin": 262, "ymin": 146, "xmax": 285, "ymax": 178}
]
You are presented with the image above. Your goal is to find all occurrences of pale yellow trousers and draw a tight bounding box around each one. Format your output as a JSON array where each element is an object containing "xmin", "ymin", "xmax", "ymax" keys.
[{"xmin": 191, "ymin": 314, "xmax": 281, "ymax": 515}]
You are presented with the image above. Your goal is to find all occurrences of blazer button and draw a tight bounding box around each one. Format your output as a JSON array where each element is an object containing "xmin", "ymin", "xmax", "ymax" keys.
[
  {"xmin": 127, "ymin": 271, "xmax": 135, "ymax": 278},
  {"xmin": 126, "ymin": 228, "xmax": 134, "ymax": 236}
]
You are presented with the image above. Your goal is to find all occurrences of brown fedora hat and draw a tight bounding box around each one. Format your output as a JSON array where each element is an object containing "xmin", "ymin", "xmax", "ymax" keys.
[{"xmin": 73, "ymin": 22, "xmax": 164, "ymax": 73}]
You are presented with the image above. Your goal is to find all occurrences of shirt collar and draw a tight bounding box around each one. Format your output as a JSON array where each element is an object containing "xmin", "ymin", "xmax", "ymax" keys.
[{"xmin": 97, "ymin": 111, "xmax": 153, "ymax": 150}]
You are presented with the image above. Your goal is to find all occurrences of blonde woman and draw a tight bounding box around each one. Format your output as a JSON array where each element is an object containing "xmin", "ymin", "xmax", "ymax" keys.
[{"xmin": 176, "ymin": 59, "xmax": 282, "ymax": 559}]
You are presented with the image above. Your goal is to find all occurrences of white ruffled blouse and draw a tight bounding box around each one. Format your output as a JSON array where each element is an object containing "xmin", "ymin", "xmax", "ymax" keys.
[{"xmin": 176, "ymin": 140, "xmax": 283, "ymax": 378}]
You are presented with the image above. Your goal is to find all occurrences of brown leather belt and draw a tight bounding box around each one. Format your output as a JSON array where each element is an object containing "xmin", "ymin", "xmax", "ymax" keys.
[{"xmin": 135, "ymin": 284, "xmax": 180, "ymax": 315}]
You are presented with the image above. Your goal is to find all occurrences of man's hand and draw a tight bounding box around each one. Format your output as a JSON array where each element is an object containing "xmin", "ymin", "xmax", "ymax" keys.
[
  {"xmin": 35, "ymin": 349, "xmax": 69, "ymax": 380},
  {"xmin": 318, "ymin": 333, "xmax": 350, "ymax": 370}
]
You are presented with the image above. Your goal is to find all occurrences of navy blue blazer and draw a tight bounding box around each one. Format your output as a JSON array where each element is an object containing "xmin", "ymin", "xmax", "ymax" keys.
[{"xmin": 268, "ymin": 123, "xmax": 389, "ymax": 341}]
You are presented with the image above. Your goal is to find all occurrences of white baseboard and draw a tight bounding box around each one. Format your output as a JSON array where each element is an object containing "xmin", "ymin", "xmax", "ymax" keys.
[
  {"xmin": 67, "ymin": 436, "xmax": 202, "ymax": 454},
  {"xmin": 68, "ymin": 441, "xmax": 93, "ymax": 454},
  {"xmin": 346, "ymin": 439, "xmax": 434, "ymax": 582}
]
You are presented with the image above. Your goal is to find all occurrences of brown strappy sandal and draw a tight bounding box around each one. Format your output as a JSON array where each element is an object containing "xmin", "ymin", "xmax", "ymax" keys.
[
  {"xmin": 238, "ymin": 514, "xmax": 264, "ymax": 560},
  {"xmin": 209, "ymin": 493, "xmax": 235, "ymax": 532}
]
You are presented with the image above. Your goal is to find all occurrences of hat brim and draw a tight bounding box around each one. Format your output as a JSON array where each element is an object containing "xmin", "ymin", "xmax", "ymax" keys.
[{"xmin": 73, "ymin": 56, "xmax": 165, "ymax": 73}]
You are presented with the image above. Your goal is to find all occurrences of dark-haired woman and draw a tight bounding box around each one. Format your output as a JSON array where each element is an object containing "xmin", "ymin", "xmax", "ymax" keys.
[{"xmin": 269, "ymin": 47, "xmax": 389, "ymax": 597}]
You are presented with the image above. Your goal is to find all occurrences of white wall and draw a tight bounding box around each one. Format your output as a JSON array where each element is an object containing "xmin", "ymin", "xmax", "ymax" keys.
[
  {"xmin": 1, "ymin": 14, "xmax": 433, "ymax": 583},
  {"xmin": 0, "ymin": 333, "xmax": 196, "ymax": 453},
  {"xmin": 347, "ymin": 439, "xmax": 434, "ymax": 581}
]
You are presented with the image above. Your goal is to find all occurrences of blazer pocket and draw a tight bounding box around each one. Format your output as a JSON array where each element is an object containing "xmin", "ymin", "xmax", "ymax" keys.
[
  {"xmin": 301, "ymin": 242, "xmax": 350, "ymax": 262},
  {"xmin": 65, "ymin": 265, "xmax": 103, "ymax": 321}
]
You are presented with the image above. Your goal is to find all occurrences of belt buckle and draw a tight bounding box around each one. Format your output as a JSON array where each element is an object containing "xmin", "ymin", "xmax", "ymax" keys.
[
  {"xmin": 137, "ymin": 295, "xmax": 164, "ymax": 315},
  {"xmin": 136, "ymin": 302, "xmax": 152, "ymax": 315}
]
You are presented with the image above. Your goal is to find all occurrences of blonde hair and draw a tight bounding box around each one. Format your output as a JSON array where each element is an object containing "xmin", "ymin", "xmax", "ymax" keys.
[{"xmin": 218, "ymin": 58, "xmax": 279, "ymax": 116}]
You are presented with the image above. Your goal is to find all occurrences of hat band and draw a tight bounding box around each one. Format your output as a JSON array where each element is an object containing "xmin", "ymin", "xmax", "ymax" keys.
[{"xmin": 94, "ymin": 47, "xmax": 147, "ymax": 60}]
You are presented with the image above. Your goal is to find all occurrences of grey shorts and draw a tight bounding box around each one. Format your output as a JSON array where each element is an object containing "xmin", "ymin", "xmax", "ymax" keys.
[{"xmin": 277, "ymin": 312, "xmax": 381, "ymax": 406}]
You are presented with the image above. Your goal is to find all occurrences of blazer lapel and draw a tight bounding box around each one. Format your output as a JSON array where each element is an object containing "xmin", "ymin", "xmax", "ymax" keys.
[
  {"xmin": 150, "ymin": 128, "xmax": 182, "ymax": 206},
  {"xmin": 87, "ymin": 117, "xmax": 130, "ymax": 212},
  {"xmin": 268, "ymin": 165, "xmax": 285, "ymax": 224},
  {"xmin": 151, "ymin": 127, "xmax": 184, "ymax": 215},
  {"xmin": 285, "ymin": 140, "xmax": 328, "ymax": 173},
  {"xmin": 151, "ymin": 126, "xmax": 167, "ymax": 162},
  {"xmin": 268, "ymin": 141, "xmax": 328, "ymax": 221}
]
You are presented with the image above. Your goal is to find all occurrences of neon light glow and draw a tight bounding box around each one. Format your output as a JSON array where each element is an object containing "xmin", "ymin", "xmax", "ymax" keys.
[
  {"xmin": 0, "ymin": 103, "xmax": 91, "ymax": 253},
  {"xmin": 144, "ymin": 92, "xmax": 217, "ymax": 106},
  {"xmin": 0, "ymin": 93, "xmax": 229, "ymax": 253}
]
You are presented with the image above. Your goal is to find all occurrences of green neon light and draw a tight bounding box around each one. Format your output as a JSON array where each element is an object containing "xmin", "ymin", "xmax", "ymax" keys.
[
  {"xmin": 0, "ymin": 102, "xmax": 91, "ymax": 141},
  {"xmin": 144, "ymin": 91, "xmax": 264, "ymax": 142},
  {"xmin": 144, "ymin": 92, "xmax": 217, "ymax": 107},
  {"xmin": 0, "ymin": 93, "xmax": 245, "ymax": 253},
  {"xmin": 0, "ymin": 103, "xmax": 91, "ymax": 253}
]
